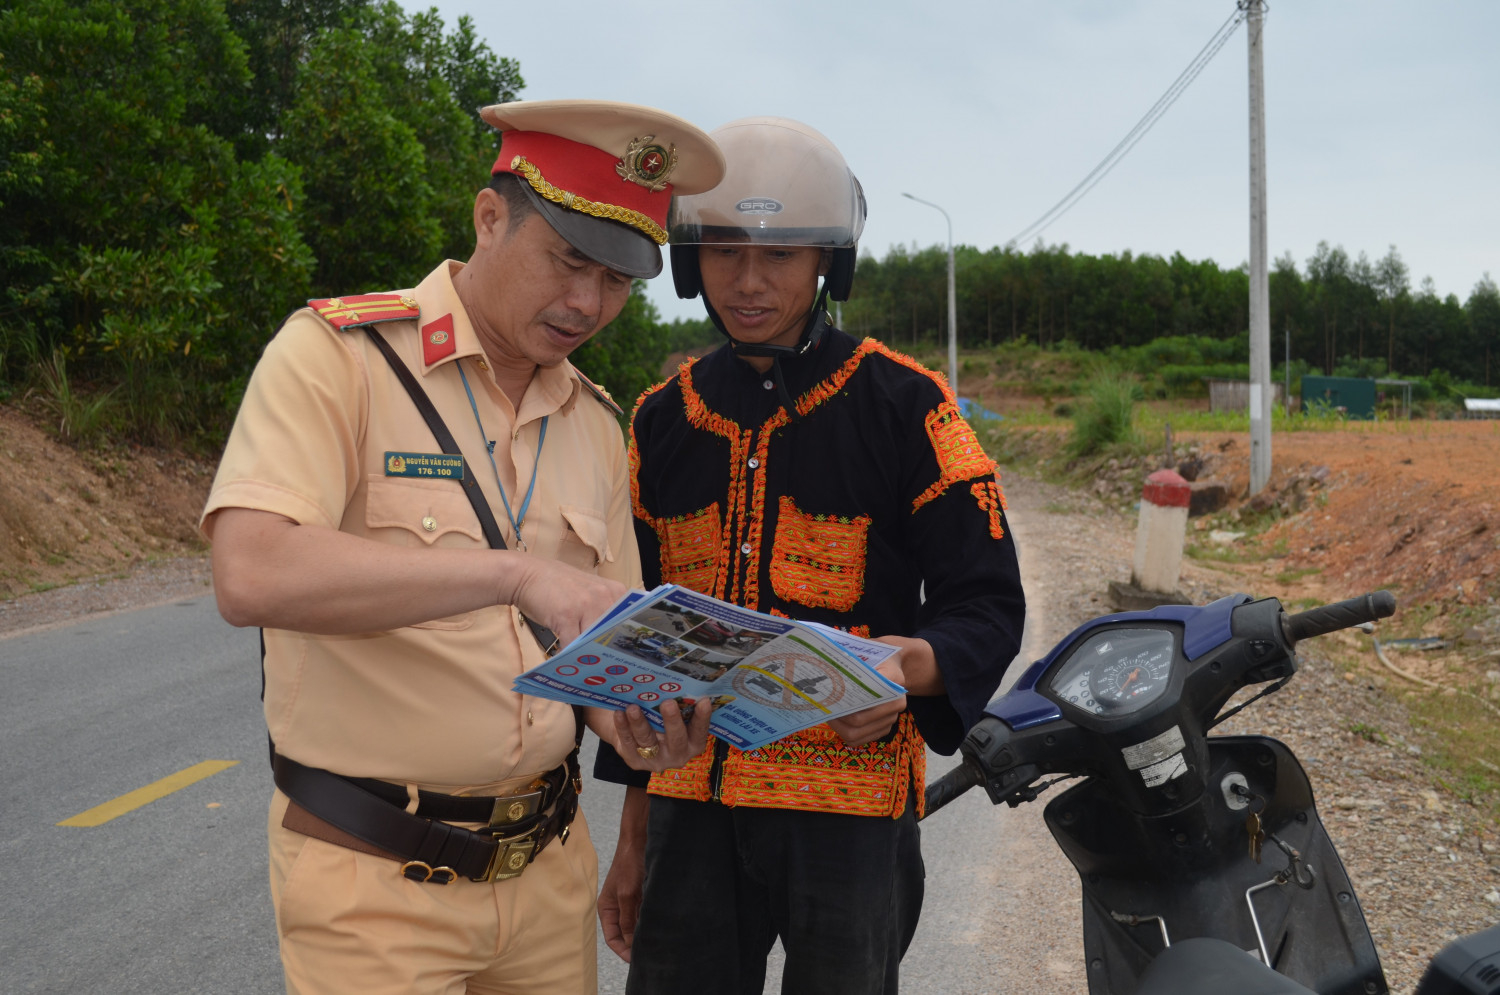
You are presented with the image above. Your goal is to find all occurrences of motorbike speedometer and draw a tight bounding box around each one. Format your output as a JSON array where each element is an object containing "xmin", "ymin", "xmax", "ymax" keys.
[{"xmin": 1048, "ymin": 627, "xmax": 1177, "ymax": 717}]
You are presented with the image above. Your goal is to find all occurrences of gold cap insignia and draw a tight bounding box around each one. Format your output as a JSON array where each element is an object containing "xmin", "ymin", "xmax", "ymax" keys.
[{"xmin": 617, "ymin": 135, "xmax": 678, "ymax": 193}]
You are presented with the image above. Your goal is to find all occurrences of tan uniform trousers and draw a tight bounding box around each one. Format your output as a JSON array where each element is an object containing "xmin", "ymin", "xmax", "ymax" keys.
[{"xmin": 267, "ymin": 788, "xmax": 598, "ymax": 995}]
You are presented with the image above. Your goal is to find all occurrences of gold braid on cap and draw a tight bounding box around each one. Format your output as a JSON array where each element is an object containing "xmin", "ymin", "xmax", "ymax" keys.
[{"xmin": 509, "ymin": 155, "xmax": 668, "ymax": 245}]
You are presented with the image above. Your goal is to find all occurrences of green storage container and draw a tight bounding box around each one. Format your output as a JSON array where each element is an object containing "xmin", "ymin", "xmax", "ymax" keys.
[{"xmin": 1300, "ymin": 376, "xmax": 1377, "ymax": 419}]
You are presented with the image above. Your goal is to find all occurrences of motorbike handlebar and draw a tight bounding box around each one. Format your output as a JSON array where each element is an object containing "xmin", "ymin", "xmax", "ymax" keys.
[
  {"xmin": 1282, "ymin": 590, "xmax": 1395, "ymax": 644},
  {"xmin": 922, "ymin": 759, "xmax": 984, "ymax": 820}
]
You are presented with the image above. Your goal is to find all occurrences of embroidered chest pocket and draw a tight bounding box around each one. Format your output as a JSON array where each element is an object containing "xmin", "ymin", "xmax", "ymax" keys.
[
  {"xmin": 654, "ymin": 503, "xmax": 721, "ymax": 596},
  {"xmin": 557, "ymin": 505, "xmax": 612, "ymax": 571},
  {"xmin": 364, "ymin": 478, "xmax": 484, "ymax": 546},
  {"xmin": 768, "ymin": 496, "xmax": 871, "ymax": 612}
]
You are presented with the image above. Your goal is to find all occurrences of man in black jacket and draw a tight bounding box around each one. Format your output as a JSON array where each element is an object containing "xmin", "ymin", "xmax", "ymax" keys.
[{"xmin": 594, "ymin": 116, "xmax": 1026, "ymax": 994}]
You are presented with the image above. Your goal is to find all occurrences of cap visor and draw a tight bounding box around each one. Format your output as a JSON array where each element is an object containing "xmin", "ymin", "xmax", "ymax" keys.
[{"xmin": 519, "ymin": 182, "xmax": 662, "ymax": 279}]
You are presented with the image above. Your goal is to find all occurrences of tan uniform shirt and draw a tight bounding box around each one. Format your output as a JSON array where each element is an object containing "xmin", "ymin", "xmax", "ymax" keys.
[{"xmin": 202, "ymin": 260, "xmax": 641, "ymax": 789}]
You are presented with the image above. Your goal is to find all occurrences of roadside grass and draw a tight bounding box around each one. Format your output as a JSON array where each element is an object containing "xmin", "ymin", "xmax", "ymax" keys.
[
  {"xmin": 1315, "ymin": 636, "xmax": 1500, "ymax": 825},
  {"xmin": 1407, "ymin": 689, "xmax": 1500, "ymax": 823},
  {"xmin": 1275, "ymin": 565, "xmax": 1323, "ymax": 585}
]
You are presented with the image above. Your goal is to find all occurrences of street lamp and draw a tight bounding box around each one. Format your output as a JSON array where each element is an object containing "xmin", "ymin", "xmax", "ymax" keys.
[{"xmin": 902, "ymin": 192, "xmax": 958, "ymax": 393}]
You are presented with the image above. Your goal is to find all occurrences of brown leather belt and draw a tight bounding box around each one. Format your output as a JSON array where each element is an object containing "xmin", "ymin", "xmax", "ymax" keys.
[{"xmin": 272, "ymin": 752, "xmax": 580, "ymax": 884}]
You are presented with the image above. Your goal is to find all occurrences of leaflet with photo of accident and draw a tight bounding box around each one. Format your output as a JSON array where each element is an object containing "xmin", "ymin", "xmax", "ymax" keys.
[{"xmin": 513, "ymin": 585, "xmax": 904, "ymax": 751}]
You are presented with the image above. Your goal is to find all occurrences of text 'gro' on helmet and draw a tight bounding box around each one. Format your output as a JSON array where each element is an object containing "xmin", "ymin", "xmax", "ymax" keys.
[{"xmin": 668, "ymin": 116, "xmax": 866, "ymax": 301}]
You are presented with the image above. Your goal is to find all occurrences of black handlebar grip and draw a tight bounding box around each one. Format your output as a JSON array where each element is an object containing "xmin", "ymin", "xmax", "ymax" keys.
[
  {"xmin": 1283, "ymin": 591, "xmax": 1396, "ymax": 643},
  {"xmin": 922, "ymin": 760, "xmax": 984, "ymax": 821}
]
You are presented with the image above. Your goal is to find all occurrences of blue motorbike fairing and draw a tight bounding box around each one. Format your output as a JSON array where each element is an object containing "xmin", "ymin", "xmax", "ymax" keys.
[{"xmin": 982, "ymin": 594, "xmax": 1251, "ymax": 731}]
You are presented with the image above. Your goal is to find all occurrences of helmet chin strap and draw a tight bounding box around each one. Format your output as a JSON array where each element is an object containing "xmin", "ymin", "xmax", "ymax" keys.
[{"xmin": 704, "ymin": 285, "xmax": 832, "ymax": 423}]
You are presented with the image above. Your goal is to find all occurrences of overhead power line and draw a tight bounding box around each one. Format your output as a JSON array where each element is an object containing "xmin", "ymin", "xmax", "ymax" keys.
[{"xmin": 1005, "ymin": 5, "xmax": 1249, "ymax": 250}]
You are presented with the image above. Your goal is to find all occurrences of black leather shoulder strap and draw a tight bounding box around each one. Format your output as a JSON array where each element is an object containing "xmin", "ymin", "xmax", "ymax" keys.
[{"xmin": 364, "ymin": 328, "xmax": 558, "ymax": 655}]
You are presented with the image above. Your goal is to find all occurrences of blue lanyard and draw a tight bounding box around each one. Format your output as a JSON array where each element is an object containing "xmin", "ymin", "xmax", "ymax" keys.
[{"xmin": 457, "ymin": 364, "xmax": 548, "ymax": 552}]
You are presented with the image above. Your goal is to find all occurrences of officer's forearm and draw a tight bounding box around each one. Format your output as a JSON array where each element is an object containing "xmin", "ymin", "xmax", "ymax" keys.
[{"xmin": 208, "ymin": 507, "xmax": 550, "ymax": 634}]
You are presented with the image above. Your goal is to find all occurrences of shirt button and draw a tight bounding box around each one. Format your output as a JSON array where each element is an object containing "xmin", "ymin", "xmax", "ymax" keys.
[
  {"xmin": 762, "ymin": 379, "xmax": 775, "ymax": 390},
  {"xmin": 526, "ymin": 710, "xmax": 534, "ymax": 725},
  {"xmin": 422, "ymin": 516, "xmax": 437, "ymax": 532},
  {"xmin": 741, "ymin": 543, "xmax": 753, "ymax": 555},
  {"xmin": 747, "ymin": 458, "xmax": 759, "ymax": 469},
  {"xmin": 477, "ymin": 358, "xmax": 490, "ymax": 372}
]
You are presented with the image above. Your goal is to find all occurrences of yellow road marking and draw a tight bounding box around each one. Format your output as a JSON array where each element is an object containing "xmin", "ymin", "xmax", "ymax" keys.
[{"xmin": 58, "ymin": 760, "xmax": 239, "ymax": 827}]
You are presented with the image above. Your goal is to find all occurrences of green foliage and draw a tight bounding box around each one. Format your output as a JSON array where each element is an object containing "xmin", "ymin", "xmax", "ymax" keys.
[
  {"xmin": 845, "ymin": 236, "xmax": 1499, "ymax": 396},
  {"xmin": 0, "ymin": 0, "xmax": 566, "ymax": 446},
  {"xmin": 1067, "ymin": 372, "xmax": 1141, "ymax": 458}
]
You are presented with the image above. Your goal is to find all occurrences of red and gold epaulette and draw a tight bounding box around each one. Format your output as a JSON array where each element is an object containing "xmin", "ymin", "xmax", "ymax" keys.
[
  {"xmin": 307, "ymin": 293, "xmax": 420, "ymax": 329},
  {"xmin": 574, "ymin": 369, "xmax": 623, "ymax": 416}
]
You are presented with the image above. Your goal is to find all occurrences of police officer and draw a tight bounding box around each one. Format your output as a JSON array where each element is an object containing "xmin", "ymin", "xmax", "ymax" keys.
[
  {"xmin": 202, "ymin": 100, "xmax": 723, "ymax": 995},
  {"xmin": 594, "ymin": 117, "xmax": 1026, "ymax": 994}
]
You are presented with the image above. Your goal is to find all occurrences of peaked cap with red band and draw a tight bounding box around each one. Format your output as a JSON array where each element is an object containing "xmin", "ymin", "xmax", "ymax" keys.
[{"xmin": 480, "ymin": 100, "xmax": 725, "ymax": 279}]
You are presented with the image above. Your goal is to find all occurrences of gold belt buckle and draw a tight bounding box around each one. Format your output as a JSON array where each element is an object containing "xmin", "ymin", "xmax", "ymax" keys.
[
  {"xmin": 480, "ymin": 828, "xmax": 539, "ymax": 882},
  {"xmin": 488, "ymin": 789, "xmax": 542, "ymax": 828}
]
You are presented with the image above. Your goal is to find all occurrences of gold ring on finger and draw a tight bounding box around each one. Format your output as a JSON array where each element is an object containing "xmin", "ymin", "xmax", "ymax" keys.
[{"xmin": 636, "ymin": 744, "xmax": 660, "ymax": 760}]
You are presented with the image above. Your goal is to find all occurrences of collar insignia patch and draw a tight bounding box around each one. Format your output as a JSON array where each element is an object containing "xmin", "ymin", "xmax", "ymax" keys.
[{"xmin": 421, "ymin": 313, "xmax": 457, "ymax": 366}]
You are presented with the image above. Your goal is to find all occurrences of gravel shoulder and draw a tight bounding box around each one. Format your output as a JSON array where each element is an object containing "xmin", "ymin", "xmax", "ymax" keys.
[{"xmin": 5, "ymin": 470, "xmax": 1496, "ymax": 993}]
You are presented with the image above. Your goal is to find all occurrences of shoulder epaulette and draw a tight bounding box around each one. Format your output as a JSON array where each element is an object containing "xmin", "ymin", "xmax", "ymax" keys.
[
  {"xmin": 574, "ymin": 369, "xmax": 623, "ymax": 416},
  {"xmin": 308, "ymin": 293, "xmax": 421, "ymax": 330}
]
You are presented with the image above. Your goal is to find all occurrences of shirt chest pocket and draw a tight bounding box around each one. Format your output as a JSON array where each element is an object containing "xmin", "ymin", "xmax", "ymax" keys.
[
  {"xmin": 364, "ymin": 478, "xmax": 485, "ymax": 547},
  {"xmin": 557, "ymin": 505, "xmax": 612, "ymax": 572}
]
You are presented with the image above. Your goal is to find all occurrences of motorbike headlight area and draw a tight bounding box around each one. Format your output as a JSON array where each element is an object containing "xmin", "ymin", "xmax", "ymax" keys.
[{"xmin": 1047, "ymin": 627, "xmax": 1177, "ymax": 717}]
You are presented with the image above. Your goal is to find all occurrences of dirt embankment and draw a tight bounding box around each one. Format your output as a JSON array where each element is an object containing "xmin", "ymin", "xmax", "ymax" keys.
[{"xmin": 0, "ymin": 404, "xmax": 215, "ymax": 599}]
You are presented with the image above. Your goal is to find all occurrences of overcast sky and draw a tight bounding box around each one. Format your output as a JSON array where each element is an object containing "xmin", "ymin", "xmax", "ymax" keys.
[{"xmin": 408, "ymin": 0, "xmax": 1499, "ymax": 323}]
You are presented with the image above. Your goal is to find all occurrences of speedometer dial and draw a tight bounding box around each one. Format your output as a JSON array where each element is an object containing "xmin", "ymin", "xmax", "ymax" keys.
[{"xmin": 1048, "ymin": 627, "xmax": 1177, "ymax": 717}]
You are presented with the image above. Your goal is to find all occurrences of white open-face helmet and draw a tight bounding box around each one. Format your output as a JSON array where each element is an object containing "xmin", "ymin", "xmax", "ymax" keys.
[{"xmin": 668, "ymin": 116, "xmax": 866, "ymax": 302}]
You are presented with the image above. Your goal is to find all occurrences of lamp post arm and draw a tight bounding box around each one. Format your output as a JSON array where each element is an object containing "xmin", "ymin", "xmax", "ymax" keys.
[{"xmin": 902, "ymin": 192, "xmax": 959, "ymax": 391}]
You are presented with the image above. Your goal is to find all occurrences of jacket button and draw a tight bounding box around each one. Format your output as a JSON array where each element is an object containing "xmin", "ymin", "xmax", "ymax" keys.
[
  {"xmin": 747, "ymin": 458, "xmax": 759, "ymax": 469},
  {"xmin": 741, "ymin": 543, "xmax": 753, "ymax": 554},
  {"xmin": 422, "ymin": 516, "xmax": 437, "ymax": 532}
]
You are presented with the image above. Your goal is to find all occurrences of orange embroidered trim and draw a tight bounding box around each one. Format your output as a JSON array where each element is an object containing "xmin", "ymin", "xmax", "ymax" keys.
[
  {"xmin": 769, "ymin": 607, "xmax": 791, "ymax": 618},
  {"xmin": 667, "ymin": 340, "xmax": 929, "ymax": 611},
  {"xmin": 678, "ymin": 360, "xmax": 750, "ymax": 602},
  {"xmin": 657, "ymin": 503, "xmax": 722, "ymax": 594},
  {"xmin": 627, "ymin": 379, "xmax": 673, "ymax": 529},
  {"xmin": 769, "ymin": 495, "xmax": 871, "ymax": 612},
  {"xmin": 645, "ymin": 745, "xmax": 716, "ymax": 802},
  {"xmin": 713, "ymin": 712, "xmax": 926, "ymax": 819},
  {"xmin": 912, "ymin": 400, "xmax": 997, "ymax": 512},
  {"xmin": 970, "ymin": 480, "xmax": 1006, "ymax": 540},
  {"xmin": 849, "ymin": 624, "xmax": 871, "ymax": 638},
  {"xmin": 855, "ymin": 338, "xmax": 956, "ymax": 405},
  {"xmin": 647, "ymin": 716, "xmax": 926, "ymax": 819}
]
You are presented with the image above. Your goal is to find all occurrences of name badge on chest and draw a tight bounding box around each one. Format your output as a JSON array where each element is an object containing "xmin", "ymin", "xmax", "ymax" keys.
[{"xmin": 384, "ymin": 452, "xmax": 464, "ymax": 479}]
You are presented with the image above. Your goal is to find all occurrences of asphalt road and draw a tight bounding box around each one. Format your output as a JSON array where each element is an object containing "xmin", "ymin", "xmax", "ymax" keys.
[{"xmin": 0, "ymin": 505, "xmax": 1057, "ymax": 994}]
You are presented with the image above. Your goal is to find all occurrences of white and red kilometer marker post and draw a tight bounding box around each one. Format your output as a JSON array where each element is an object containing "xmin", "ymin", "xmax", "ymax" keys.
[{"xmin": 1133, "ymin": 470, "xmax": 1191, "ymax": 597}]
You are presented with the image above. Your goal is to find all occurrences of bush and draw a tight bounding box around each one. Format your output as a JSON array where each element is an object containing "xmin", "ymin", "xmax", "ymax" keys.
[{"xmin": 1068, "ymin": 373, "xmax": 1141, "ymax": 457}]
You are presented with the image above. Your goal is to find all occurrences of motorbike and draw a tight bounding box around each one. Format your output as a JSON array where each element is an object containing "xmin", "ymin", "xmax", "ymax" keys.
[{"xmin": 924, "ymin": 591, "xmax": 1500, "ymax": 995}]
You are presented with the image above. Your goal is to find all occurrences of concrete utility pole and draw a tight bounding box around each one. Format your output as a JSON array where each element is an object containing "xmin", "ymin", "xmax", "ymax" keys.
[
  {"xmin": 903, "ymin": 192, "xmax": 959, "ymax": 392},
  {"xmin": 1246, "ymin": 0, "xmax": 1273, "ymax": 494}
]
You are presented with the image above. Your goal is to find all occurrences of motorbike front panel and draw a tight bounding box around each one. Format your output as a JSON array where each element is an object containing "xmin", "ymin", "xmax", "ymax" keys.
[{"xmin": 1043, "ymin": 736, "xmax": 1387, "ymax": 995}]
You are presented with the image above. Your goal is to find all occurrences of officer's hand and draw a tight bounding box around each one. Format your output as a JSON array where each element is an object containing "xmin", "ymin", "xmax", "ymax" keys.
[
  {"xmin": 599, "ymin": 787, "xmax": 649, "ymax": 962},
  {"xmin": 827, "ymin": 654, "xmax": 908, "ymax": 747},
  {"xmin": 614, "ymin": 698, "xmax": 711, "ymax": 773},
  {"xmin": 499, "ymin": 554, "xmax": 627, "ymax": 647}
]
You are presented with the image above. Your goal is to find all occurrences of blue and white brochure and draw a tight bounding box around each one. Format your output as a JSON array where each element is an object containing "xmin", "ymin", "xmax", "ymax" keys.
[{"xmin": 514, "ymin": 585, "xmax": 904, "ymax": 751}]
